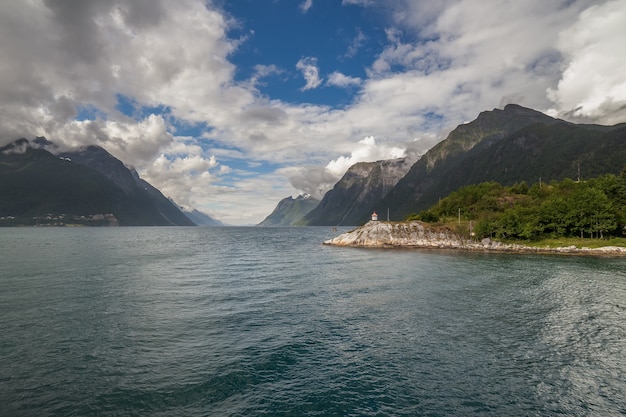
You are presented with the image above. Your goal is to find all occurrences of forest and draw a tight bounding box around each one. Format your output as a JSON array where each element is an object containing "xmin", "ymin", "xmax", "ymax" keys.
[{"xmin": 407, "ymin": 170, "xmax": 626, "ymax": 241}]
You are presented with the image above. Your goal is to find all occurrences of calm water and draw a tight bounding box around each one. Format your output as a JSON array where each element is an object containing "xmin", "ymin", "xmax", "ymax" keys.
[{"xmin": 1, "ymin": 227, "xmax": 625, "ymax": 416}]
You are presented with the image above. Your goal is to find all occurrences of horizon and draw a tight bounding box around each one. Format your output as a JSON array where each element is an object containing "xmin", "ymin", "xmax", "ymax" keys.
[{"xmin": 1, "ymin": 0, "xmax": 625, "ymax": 225}]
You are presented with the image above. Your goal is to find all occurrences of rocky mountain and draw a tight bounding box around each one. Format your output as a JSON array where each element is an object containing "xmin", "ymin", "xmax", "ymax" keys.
[
  {"xmin": 373, "ymin": 105, "xmax": 626, "ymax": 221},
  {"xmin": 300, "ymin": 157, "xmax": 414, "ymax": 226},
  {"xmin": 0, "ymin": 138, "xmax": 196, "ymax": 226},
  {"xmin": 258, "ymin": 194, "xmax": 319, "ymax": 226}
]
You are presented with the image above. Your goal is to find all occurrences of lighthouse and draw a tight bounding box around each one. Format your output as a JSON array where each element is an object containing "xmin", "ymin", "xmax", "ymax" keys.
[{"xmin": 371, "ymin": 211, "xmax": 378, "ymax": 221}]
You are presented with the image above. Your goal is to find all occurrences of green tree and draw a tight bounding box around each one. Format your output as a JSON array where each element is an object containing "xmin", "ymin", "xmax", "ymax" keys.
[{"xmin": 566, "ymin": 185, "xmax": 616, "ymax": 238}]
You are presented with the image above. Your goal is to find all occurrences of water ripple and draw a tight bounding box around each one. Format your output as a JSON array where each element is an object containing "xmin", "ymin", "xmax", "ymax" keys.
[{"xmin": 1, "ymin": 228, "xmax": 625, "ymax": 416}]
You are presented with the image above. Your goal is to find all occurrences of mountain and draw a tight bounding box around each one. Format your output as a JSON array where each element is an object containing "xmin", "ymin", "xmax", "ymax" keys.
[
  {"xmin": 301, "ymin": 157, "xmax": 414, "ymax": 226},
  {"xmin": 0, "ymin": 139, "xmax": 195, "ymax": 226},
  {"xmin": 258, "ymin": 194, "xmax": 319, "ymax": 226},
  {"xmin": 302, "ymin": 104, "xmax": 626, "ymax": 226},
  {"xmin": 183, "ymin": 208, "xmax": 224, "ymax": 226},
  {"xmin": 373, "ymin": 105, "xmax": 626, "ymax": 221}
]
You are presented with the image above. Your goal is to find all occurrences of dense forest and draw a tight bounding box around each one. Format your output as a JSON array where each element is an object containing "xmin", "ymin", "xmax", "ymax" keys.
[{"xmin": 407, "ymin": 170, "xmax": 626, "ymax": 241}]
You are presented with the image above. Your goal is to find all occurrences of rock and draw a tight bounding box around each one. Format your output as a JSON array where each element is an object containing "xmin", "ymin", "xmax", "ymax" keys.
[
  {"xmin": 324, "ymin": 221, "xmax": 465, "ymax": 248},
  {"xmin": 323, "ymin": 221, "xmax": 626, "ymax": 256}
]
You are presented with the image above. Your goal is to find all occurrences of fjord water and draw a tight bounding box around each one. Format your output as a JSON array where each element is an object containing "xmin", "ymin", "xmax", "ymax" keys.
[{"xmin": 1, "ymin": 227, "xmax": 625, "ymax": 416}]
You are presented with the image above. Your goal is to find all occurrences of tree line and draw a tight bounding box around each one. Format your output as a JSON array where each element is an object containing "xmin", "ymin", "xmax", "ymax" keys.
[{"xmin": 406, "ymin": 170, "xmax": 626, "ymax": 240}]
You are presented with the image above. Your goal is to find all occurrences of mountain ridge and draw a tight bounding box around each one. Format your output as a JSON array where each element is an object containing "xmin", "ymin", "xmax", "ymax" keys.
[
  {"xmin": 299, "ymin": 104, "xmax": 626, "ymax": 226},
  {"xmin": 0, "ymin": 138, "xmax": 197, "ymax": 226}
]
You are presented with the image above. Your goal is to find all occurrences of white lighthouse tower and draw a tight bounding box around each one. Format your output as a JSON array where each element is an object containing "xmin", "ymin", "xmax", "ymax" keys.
[{"xmin": 371, "ymin": 211, "xmax": 378, "ymax": 221}]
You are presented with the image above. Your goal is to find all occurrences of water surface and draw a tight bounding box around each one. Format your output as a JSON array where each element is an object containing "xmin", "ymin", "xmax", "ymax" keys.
[{"xmin": 1, "ymin": 227, "xmax": 625, "ymax": 416}]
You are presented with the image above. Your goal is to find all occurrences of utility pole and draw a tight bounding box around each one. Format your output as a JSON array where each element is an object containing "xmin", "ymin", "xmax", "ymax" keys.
[{"xmin": 458, "ymin": 207, "xmax": 461, "ymax": 225}]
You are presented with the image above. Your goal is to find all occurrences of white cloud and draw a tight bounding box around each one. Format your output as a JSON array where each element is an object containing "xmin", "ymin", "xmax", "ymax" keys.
[
  {"xmin": 142, "ymin": 153, "xmax": 219, "ymax": 208},
  {"xmin": 327, "ymin": 72, "xmax": 362, "ymax": 88},
  {"xmin": 281, "ymin": 165, "xmax": 340, "ymax": 200},
  {"xmin": 1, "ymin": 0, "xmax": 625, "ymax": 224},
  {"xmin": 547, "ymin": 0, "xmax": 626, "ymax": 124},
  {"xmin": 300, "ymin": 0, "xmax": 313, "ymax": 13},
  {"xmin": 341, "ymin": 0, "xmax": 374, "ymax": 6},
  {"xmin": 325, "ymin": 136, "xmax": 405, "ymax": 178},
  {"xmin": 248, "ymin": 64, "xmax": 283, "ymax": 88},
  {"xmin": 49, "ymin": 115, "xmax": 174, "ymax": 166},
  {"xmin": 296, "ymin": 57, "xmax": 323, "ymax": 91},
  {"xmin": 345, "ymin": 28, "xmax": 366, "ymax": 58}
]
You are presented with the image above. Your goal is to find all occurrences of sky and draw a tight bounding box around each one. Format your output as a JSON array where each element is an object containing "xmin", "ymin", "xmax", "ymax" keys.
[{"xmin": 1, "ymin": 0, "xmax": 625, "ymax": 225}]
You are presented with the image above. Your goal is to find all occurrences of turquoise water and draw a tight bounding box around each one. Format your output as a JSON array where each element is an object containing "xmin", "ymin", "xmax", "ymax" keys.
[{"xmin": 1, "ymin": 227, "xmax": 625, "ymax": 416}]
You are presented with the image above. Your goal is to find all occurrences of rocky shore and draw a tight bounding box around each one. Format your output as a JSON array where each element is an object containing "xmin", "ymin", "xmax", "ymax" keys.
[{"xmin": 323, "ymin": 221, "xmax": 626, "ymax": 256}]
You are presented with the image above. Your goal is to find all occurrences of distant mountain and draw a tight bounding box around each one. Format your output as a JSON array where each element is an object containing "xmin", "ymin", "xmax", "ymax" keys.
[
  {"xmin": 0, "ymin": 139, "xmax": 196, "ymax": 226},
  {"xmin": 258, "ymin": 194, "xmax": 319, "ymax": 226},
  {"xmin": 183, "ymin": 208, "xmax": 223, "ymax": 226},
  {"xmin": 373, "ymin": 105, "xmax": 626, "ymax": 221},
  {"xmin": 301, "ymin": 157, "xmax": 414, "ymax": 226}
]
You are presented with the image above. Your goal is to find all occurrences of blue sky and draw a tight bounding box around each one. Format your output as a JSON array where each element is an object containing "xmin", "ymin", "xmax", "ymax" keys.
[
  {"xmin": 225, "ymin": 0, "xmax": 385, "ymax": 105},
  {"xmin": 1, "ymin": 0, "xmax": 625, "ymax": 224}
]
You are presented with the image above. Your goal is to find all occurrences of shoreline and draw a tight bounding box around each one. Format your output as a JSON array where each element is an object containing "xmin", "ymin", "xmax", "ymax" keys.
[{"xmin": 323, "ymin": 221, "xmax": 626, "ymax": 257}]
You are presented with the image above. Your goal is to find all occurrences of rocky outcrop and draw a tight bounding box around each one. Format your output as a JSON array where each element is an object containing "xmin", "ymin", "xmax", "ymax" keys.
[
  {"xmin": 323, "ymin": 221, "xmax": 626, "ymax": 255},
  {"xmin": 324, "ymin": 221, "xmax": 465, "ymax": 248}
]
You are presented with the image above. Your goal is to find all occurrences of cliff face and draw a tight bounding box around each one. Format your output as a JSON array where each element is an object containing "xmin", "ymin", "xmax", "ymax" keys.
[{"xmin": 301, "ymin": 157, "xmax": 414, "ymax": 226}]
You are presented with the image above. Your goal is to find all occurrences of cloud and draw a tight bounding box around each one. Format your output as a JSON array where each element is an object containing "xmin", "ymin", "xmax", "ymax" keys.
[
  {"xmin": 345, "ymin": 28, "xmax": 366, "ymax": 58},
  {"xmin": 248, "ymin": 64, "xmax": 283, "ymax": 88},
  {"xmin": 282, "ymin": 136, "xmax": 409, "ymax": 199},
  {"xmin": 0, "ymin": 0, "xmax": 244, "ymax": 142},
  {"xmin": 142, "ymin": 153, "xmax": 219, "ymax": 208},
  {"xmin": 351, "ymin": 0, "xmax": 614, "ymax": 134},
  {"xmin": 341, "ymin": 0, "xmax": 374, "ymax": 6},
  {"xmin": 1, "ymin": 0, "xmax": 625, "ymax": 224},
  {"xmin": 327, "ymin": 72, "xmax": 362, "ymax": 88},
  {"xmin": 296, "ymin": 57, "xmax": 323, "ymax": 90},
  {"xmin": 281, "ymin": 165, "xmax": 339, "ymax": 200},
  {"xmin": 547, "ymin": 0, "xmax": 626, "ymax": 124},
  {"xmin": 300, "ymin": 0, "xmax": 313, "ymax": 13},
  {"xmin": 325, "ymin": 136, "xmax": 405, "ymax": 177}
]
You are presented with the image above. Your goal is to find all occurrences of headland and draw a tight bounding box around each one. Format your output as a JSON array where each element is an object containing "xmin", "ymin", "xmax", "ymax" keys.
[{"xmin": 323, "ymin": 221, "xmax": 626, "ymax": 256}]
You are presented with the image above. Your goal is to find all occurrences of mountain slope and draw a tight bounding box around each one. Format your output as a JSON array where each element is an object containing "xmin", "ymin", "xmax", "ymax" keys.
[
  {"xmin": 183, "ymin": 208, "xmax": 224, "ymax": 226},
  {"xmin": 301, "ymin": 157, "xmax": 414, "ymax": 226},
  {"xmin": 258, "ymin": 194, "xmax": 319, "ymax": 226},
  {"xmin": 374, "ymin": 106, "xmax": 626, "ymax": 221},
  {"xmin": 0, "ymin": 139, "xmax": 195, "ymax": 226}
]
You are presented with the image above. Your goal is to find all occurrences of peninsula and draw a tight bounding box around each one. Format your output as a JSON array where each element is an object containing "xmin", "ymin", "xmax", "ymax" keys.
[{"xmin": 323, "ymin": 221, "xmax": 626, "ymax": 256}]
